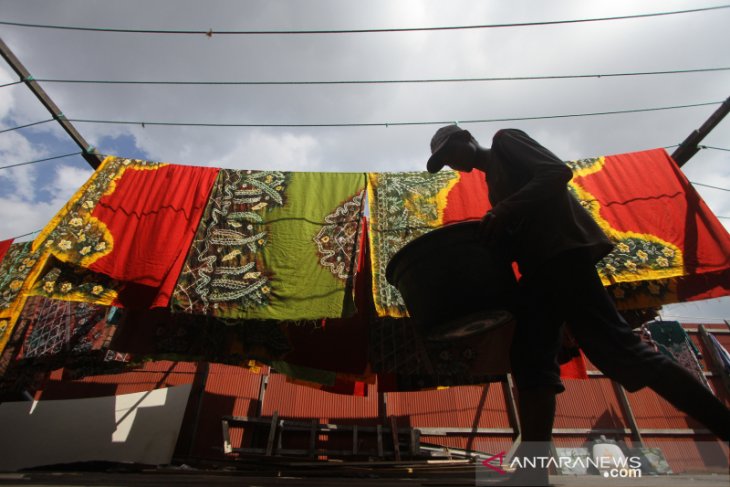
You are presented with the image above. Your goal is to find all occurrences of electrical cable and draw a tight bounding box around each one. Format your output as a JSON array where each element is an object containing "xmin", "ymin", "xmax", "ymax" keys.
[
  {"xmin": 700, "ymin": 145, "xmax": 730, "ymax": 152},
  {"xmin": 0, "ymin": 151, "xmax": 82, "ymax": 170},
  {"xmin": 0, "ymin": 118, "xmax": 54, "ymax": 133},
  {"xmin": 65, "ymin": 100, "xmax": 723, "ymax": 128},
  {"xmin": 21, "ymin": 67, "xmax": 730, "ymax": 87},
  {"xmin": 0, "ymin": 5, "xmax": 728, "ymax": 35},
  {"xmin": 0, "ymin": 80, "xmax": 22, "ymax": 88},
  {"xmin": 691, "ymin": 181, "xmax": 730, "ymax": 192},
  {"xmin": 4, "ymin": 229, "xmax": 41, "ymax": 241}
]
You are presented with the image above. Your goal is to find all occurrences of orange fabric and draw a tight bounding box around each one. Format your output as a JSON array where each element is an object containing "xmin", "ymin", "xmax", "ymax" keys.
[{"xmin": 88, "ymin": 164, "xmax": 219, "ymax": 290}]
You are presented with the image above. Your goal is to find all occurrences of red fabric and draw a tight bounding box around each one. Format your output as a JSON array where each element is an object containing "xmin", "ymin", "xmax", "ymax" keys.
[
  {"xmin": 0, "ymin": 238, "xmax": 14, "ymax": 266},
  {"xmin": 89, "ymin": 164, "xmax": 219, "ymax": 290},
  {"xmin": 442, "ymin": 169, "xmax": 490, "ymax": 224},
  {"xmin": 577, "ymin": 148, "xmax": 730, "ymax": 301},
  {"xmin": 559, "ymin": 350, "xmax": 588, "ymax": 379}
]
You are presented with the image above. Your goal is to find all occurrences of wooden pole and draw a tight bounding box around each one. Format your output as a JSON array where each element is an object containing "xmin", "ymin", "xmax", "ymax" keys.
[
  {"xmin": 0, "ymin": 37, "xmax": 102, "ymax": 169},
  {"xmin": 672, "ymin": 96, "xmax": 730, "ymax": 167}
]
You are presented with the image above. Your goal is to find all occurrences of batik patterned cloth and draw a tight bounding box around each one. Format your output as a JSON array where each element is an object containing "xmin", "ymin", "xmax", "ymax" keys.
[
  {"xmin": 0, "ymin": 296, "xmax": 129, "ymax": 396},
  {"xmin": 567, "ymin": 149, "xmax": 730, "ymax": 309},
  {"xmin": 370, "ymin": 316, "xmax": 586, "ymax": 391},
  {"xmin": 367, "ymin": 170, "xmax": 488, "ymax": 317},
  {"xmin": 646, "ymin": 321, "xmax": 711, "ymax": 389},
  {"xmin": 370, "ymin": 317, "xmax": 508, "ymax": 391},
  {"xmin": 369, "ymin": 149, "xmax": 730, "ymax": 316},
  {"xmin": 15, "ymin": 296, "xmax": 114, "ymax": 360},
  {"xmin": 172, "ymin": 170, "xmax": 366, "ymax": 320},
  {"xmin": 28, "ymin": 257, "xmax": 121, "ymax": 306},
  {"xmin": 33, "ymin": 156, "xmax": 219, "ymax": 306},
  {"xmin": 0, "ymin": 242, "xmax": 49, "ymax": 355}
]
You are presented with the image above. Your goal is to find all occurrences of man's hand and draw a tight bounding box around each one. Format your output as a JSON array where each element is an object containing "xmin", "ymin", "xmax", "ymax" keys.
[{"xmin": 478, "ymin": 211, "xmax": 502, "ymax": 244}]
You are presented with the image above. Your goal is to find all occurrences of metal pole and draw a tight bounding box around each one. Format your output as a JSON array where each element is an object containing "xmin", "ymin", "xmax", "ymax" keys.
[
  {"xmin": 0, "ymin": 37, "xmax": 102, "ymax": 169},
  {"xmin": 671, "ymin": 96, "xmax": 730, "ymax": 167}
]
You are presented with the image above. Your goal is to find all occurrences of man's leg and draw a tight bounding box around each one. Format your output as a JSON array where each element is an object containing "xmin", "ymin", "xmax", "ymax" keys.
[
  {"xmin": 560, "ymin": 252, "xmax": 730, "ymax": 440},
  {"xmin": 500, "ymin": 269, "xmax": 566, "ymax": 486}
]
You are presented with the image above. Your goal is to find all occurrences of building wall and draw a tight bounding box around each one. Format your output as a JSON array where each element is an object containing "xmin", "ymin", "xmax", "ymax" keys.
[{"xmin": 19, "ymin": 323, "xmax": 730, "ymax": 473}]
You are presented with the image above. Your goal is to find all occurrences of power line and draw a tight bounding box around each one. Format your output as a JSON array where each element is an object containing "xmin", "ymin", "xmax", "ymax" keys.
[
  {"xmin": 0, "ymin": 118, "xmax": 54, "ymax": 134},
  {"xmin": 0, "ymin": 151, "xmax": 82, "ymax": 170},
  {"xmin": 15, "ymin": 67, "xmax": 730, "ymax": 87},
  {"xmin": 64, "ymin": 100, "xmax": 723, "ymax": 128},
  {"xmin": 691, "ymin": 181, "xmax": 730, "ymax": 192},
  {"xmin": 0, "ymin": 5, "xmax": 728, "ymax": 35},
  {"xmin": 3, "ymin": 229, "xmax": 42, "ymax": 241},
  {"xmin": 700, "ymin": 145, "xmax": 730, "ymax": 152},
  {"xmin": 0, "ymin": 80, "xmax": 22, "ymax": 88}
]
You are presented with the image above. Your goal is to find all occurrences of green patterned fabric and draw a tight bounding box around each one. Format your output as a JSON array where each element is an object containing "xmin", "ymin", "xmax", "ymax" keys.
[
  {"xmin": 172, "ymin": 170, "xmax": 366, "ymax": 320},
  {"xmin": 367, "ymin": 170, "xmax": 459, "ymax": 317},
  {"xmin": 0, "ymin": 242, "xmax": 38, "ymax": 314}
]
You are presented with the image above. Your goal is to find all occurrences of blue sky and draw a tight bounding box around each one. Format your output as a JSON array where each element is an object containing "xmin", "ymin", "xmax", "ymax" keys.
[{"xmin": 1, "ymin": 0, "xmax": 729, "ymax": 321}]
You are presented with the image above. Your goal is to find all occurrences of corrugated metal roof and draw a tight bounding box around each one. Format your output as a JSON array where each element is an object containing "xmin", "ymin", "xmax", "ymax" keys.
[
  {"xmin": 22, "ymin": 322, "xmax": 730, "ymax": 470},
  {"xmin": 38, "ymin": 360, "xmax": 198, "ymax": 400},
  {"xmin": 386, "ymin": 383, "xmax": 509, "ymax": 429},
  {"xmin": 555, "ymin": 377, "xmax": 627, "ymax": 431},
  {"xmin": 260, "ymin": 372, "xmax": 379, "ymax": 423}
]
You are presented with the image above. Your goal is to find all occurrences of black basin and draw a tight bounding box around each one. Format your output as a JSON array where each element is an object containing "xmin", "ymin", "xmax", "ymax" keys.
[{"xmin": 385, "ymin": 221, "xmax": 517, "ymax": 340}]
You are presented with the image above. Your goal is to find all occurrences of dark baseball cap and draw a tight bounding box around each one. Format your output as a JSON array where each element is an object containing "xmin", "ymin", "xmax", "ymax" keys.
[{"xmin": 426, "ymin": 124, "xmax": 469, "ymax": 173}]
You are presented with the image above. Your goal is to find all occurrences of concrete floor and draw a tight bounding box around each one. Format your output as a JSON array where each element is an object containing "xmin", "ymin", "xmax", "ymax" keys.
[{"xmin": 0, "ymin": 471, "xmax": 728, "ymax": 487}]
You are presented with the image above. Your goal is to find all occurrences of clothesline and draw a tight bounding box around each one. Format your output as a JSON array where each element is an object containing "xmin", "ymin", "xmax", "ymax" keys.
[
  {"xmin": 1, "ymin": 5, "xmax": 727, "ymax": 35},
  {"xmin": 0, "ymin": 101, "xmax": 722, "ymax": 134},
  {"xmin": 0, "ymin": 67, "xmax": 725, "ymax": 87}
]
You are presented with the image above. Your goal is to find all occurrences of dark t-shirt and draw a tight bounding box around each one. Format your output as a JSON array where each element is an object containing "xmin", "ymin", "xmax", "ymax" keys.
[{"xmin": 485, "ymin": 129, "xmax": 613, "ymax": 274}]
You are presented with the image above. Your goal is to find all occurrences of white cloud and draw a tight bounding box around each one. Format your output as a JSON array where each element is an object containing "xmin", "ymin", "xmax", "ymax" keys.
[
  {"xmin": 216, "ymin": 130, "xmax": 321, "ymax": 171},
  {"xmin": 45, "ymin": 163, "xmax": 93, "ymax": 198},
  {"xmin": 0, "ymin": 0, "xmax": 728, "ymax": 318}
]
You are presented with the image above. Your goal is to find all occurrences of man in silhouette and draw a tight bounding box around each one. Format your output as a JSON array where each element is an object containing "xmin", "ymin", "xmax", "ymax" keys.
[{"xmin": 426, "ymin": 125, "xmax": 730, "ymax": 486}]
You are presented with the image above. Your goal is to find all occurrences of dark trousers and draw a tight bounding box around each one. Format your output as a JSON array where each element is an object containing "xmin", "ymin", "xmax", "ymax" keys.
[
  {"xmin": 510, "ymin": 247, "xmax": 661, "ymax": 393},
  {"xmin": 509, "ymin": 247, "xmax": 730, "ymax": 440}
]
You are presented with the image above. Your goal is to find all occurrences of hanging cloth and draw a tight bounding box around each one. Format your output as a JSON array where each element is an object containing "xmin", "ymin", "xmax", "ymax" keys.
[
  {"xmin": 172, "ymin": 170, "xmax": 367, "ymax": 320},
  {"xmin": 32, "ymin": 156, "xmax": 219, "ymax": 307}
]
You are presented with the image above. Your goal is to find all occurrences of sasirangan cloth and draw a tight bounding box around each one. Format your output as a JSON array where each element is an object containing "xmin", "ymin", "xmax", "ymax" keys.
[
  {"xmin": 567, "ymin": 149, "xmax": 730, "ymax": 309},
  {"xmin": 368, "ymin": 149, "xmax": 730, "ymax": 316},
  {"xmin": 33, "ymin": 156, "xmax": 220, "ymax": 308},
  {"xmin": 367, "ymin": 169, "xmax": 589, "ymax": 386},
  {"xmin": 172, "ymin": 170, "xmax": 367, "ymax": 320},
  {"xmin": 367, "ymin": 169, "xmax": 488, "ymax": 318},
  {"xmin": 645, "ymin": 321, "xmax": 712, "ymax": 389},
  {"xmin": 0, "ymin": 242, "xmax": 48, "ymax": 355}
]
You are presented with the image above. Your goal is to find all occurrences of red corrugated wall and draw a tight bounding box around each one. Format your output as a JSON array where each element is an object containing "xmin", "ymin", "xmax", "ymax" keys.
[{"xmin": 22, "ymin": 323, "xmax": 730, "ymax": 472}]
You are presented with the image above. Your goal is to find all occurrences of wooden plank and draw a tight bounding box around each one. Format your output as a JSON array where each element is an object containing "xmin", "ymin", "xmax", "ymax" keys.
[
  {"xmin": 390, "ymin": 416, "xmax": 401, "ymax": 461},
  {"xmin": 308, "ymin": 419, "xmax": 317, "ymax": 458},
  {"xmin": 265, "ymin": 411, "xmax": 278, "ymax": 456},
  {"xmin": 503, "ymin": 373, "xmax": 520, "ymax": 437},
  {"xmin": 352, "ymin": 425, "xmax": 358, "ymax": 456},
  {"xmin": 221, "ymin": 419, "xmax": 233, "ymax": 454},
  {"xmin": 699, "ymin": 325, "xmax": 730, "ymax": 397},
  {"xmin": 377, "ymin": 425, "xmax": 383, "ymax": 458},
  {"xmin": 0, "ymin": 38, "xmax": 103, "ymax": 169},
  {"xmin": 612, "ymin": 381, "xmax": 644, "ymax": 447},
  {"xmin": 409, "ymin": 428, "xmax": 419, "ymax": 457},
  {"xmin": 276, "ymin": 419, "xmax": 284, "ymax": 452}
]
